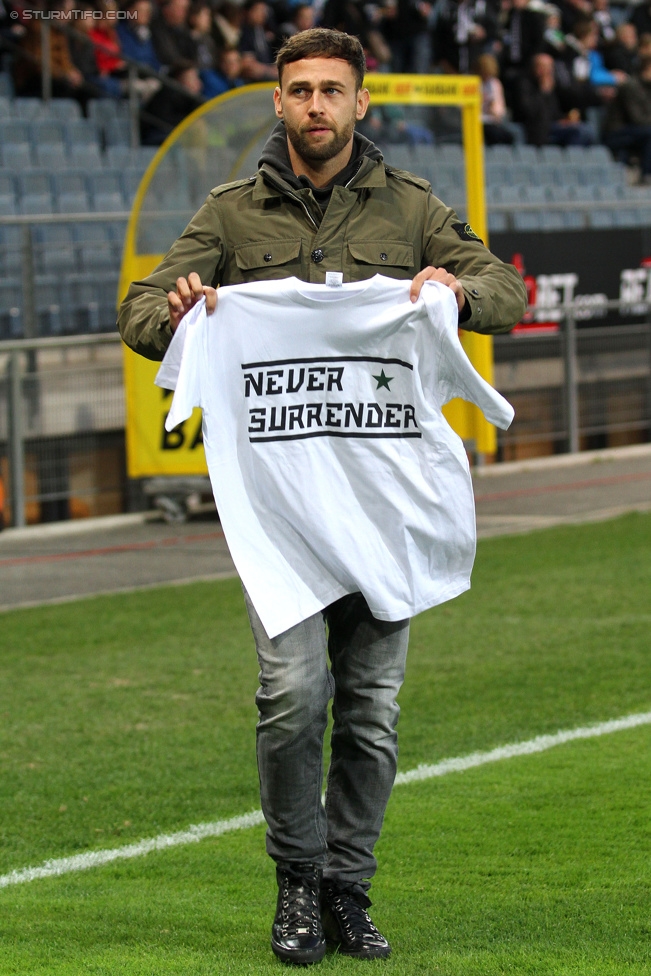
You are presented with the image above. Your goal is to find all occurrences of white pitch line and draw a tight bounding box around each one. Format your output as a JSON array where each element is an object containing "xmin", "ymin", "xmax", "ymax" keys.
[{"xmin": 2, "ymin": 709, "xmax": 651, "ymax": 891}]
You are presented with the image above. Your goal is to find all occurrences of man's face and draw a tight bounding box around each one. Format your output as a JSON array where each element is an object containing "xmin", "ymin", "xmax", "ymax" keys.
[{"xmin": 273, "ymin": 57, "xmax": 369, "ymax": 166}]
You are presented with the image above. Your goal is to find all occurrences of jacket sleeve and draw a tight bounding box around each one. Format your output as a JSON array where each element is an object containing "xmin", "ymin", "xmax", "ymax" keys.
[
  {"xmin": 421, "ymin": 193, "xmax": 528, "ymax": 334},
  {"xmin": 117, "ymin": 195, "xmax": 225, "ymax": 361}
]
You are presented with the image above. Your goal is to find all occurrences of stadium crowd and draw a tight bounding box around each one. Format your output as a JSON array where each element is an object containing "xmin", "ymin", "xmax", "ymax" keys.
[{"xmin": 2, "ymin": 0, "xmax": 651, "ymax": 163}]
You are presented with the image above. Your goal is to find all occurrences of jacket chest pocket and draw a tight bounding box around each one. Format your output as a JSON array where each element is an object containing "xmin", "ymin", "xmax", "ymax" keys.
[
  {"xmin": 347, "ymin": 240, "xmax": 415, "ymax": 279},
  {"xmin": 234, "ymin": 239, "xmax": 303, "ymax": 282}
]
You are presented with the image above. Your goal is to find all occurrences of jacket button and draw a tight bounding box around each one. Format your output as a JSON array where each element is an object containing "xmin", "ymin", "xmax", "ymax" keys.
[
  {"xmin": 476, "ymin": 305, "xmax": 482, "ymax": 313},
  {"xmin": 311, "ymin": 249, "xmax": 324, "ymax": 264},
  {"xmin": 380, "ymin": 252, "xmax": 387, "ymax": 261},
  {"xmin": 263, "ymin": 253, "xmax": 272, "ymax": 263},
  {"xmin": 471, "ymin": 289, "xmax": 479, "ymax": 296}
]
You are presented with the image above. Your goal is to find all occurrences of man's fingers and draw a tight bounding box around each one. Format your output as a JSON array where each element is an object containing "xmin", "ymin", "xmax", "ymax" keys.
[
  {"xmin": 188, "ymin": 271, "xmax": 204, "ymax": 302},
  {"xmin": 176, "ymin": 276, "xmax": 192, "ymax": 308},
  {"xmin": 203, "ymin": 286, "xmax": 218, "ymax": 315},
  {"xmin": 409, "ymin": 269, "xmax": 430, "ymax": 302}
]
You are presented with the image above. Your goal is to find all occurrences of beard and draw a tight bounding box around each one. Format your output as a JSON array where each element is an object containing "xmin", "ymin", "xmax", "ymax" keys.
[{"xmin": 284, "ymin": 115, "xmax": 356, "ymax": 163}]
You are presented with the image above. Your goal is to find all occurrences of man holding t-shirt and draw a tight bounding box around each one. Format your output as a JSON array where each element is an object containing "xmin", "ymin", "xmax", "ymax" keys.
[{"xmin": 119, "ymin": 28, "xmax": 526, "ymax": 965}]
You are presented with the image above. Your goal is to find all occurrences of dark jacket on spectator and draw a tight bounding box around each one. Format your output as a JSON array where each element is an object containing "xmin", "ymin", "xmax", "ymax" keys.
[
  {"xmin": 514, "ymin": 74, "xmax": 580, "ymax": 144},
  {"xmin": 603, "ymin": 75, "xmax": 651, "ymax": 133},
  {"xmin": 151, "ymin": 12, "xmax": 197, "ymax": 66}
]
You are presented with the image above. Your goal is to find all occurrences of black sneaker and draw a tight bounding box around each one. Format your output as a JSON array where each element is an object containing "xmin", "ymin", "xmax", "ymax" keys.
[
  {"xmin": 321, "ymin": 880, "xmax": 391, "ymax": 959},
  {"xmin": 271, "ymin": 865, "xmax": 326, "ymax": 965}
]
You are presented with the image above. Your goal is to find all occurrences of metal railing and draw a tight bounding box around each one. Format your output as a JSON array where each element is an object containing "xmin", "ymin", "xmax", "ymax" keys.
[{"xmin": 1, "ymin": 332, "xmax": 124, "ymax": 528}]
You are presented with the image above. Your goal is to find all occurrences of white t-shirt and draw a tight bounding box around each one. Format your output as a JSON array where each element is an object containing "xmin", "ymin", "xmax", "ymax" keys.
[{"xmin": 156, "ymin": 275, "xmax": 514, "ymax": 638}]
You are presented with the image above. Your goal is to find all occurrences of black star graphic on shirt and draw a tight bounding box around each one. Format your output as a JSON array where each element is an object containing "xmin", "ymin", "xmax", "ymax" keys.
[{"xmin": 373, "ymin": 369, "xmax": 393, "ymax": 390}]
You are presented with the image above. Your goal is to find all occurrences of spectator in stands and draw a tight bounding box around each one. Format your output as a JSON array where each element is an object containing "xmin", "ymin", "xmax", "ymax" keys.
[
  {"xmin": 500, "ymin": 0, "xmax": 546, "ymax": 104},
  {"xmin": 13, "ymin": 0, "xmax": 94, "ymax": 102},
  {"xmin": 200, "ymin": 44, "xmax": 244, "ymax": 95},
  {"xmin": 434, "ymin": 0, "xmax": 498, "ymax": 74},
  {"xmin": 631, "ymin": 1, "xmax": 651, "ymax": 46},
  {"xmin": 141, "ymin": 57, "xmax": 202, "ymax": 142},
  {"xmin": 379, "ymin": 0, "xmax": 431, "ymax": 74},
  {"xmin": 603, "ymin": 54, "xmax": 651, "ymax": 182},
  {"xmin": 88, "ymin": 0, "xmax": 128, "ymax": 94},
  {"xmin": 279, "ymin": 3, "xmax": 316, "ymax": 40},
  {"xmin": 604, "ymin": 23, "xmax": 639, "ymax": 77},
  {"xmin": 239, "ymin": 0, "xmax": 277, "ymax": 79},
  {"xmin": 212, "ymin": 0, "xmax": 243, "ymax": 52},
  {"xmin": 593, "ymin": 0, "xmax": 615, "ymax": 47},
  {"xmin": 555, "ymin": 0, "xmax": 591, "ymax": 36},
  {"xmin": 117, "ymin": 0, "xmax": 162, "ymax": 73},
  {"xmin": 542, "ymin": 3, "xmax": 567, "ymax": 60},
  {"xmin": 69, "ymin": 1, "xmax": 115, "ymax": 95},
  {"xmin": 188, "ymin": 1, "xmax": 221, "ymax": 92},
  {"xmin": 515, "ymin": 50, "xmax": 594, "ymax": 144},
  {"xmin": 562, "ymin": 18, "xmax": 623, "ymax": 90},
  {"xmin": 151, "ymin": 0, "xmax": 198, "ymax": 67},
  {"xmin": 477, "ymin": 51, "xmax": 515, "ymax": 144}
]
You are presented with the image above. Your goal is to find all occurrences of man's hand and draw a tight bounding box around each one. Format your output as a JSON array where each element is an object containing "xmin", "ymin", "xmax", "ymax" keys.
[
  {"xmin": 410, "ymin": 266, "xmax": 466, "ymax": 313},
  {"xmin": 168, "ymin": 272, "xmax": 217, "ymax": 333}
]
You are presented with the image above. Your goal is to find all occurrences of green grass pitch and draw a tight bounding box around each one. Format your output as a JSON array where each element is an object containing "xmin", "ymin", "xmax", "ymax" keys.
[{"xmin": 1, "ymin": 512, "xmax": 650, "ymax": 974}]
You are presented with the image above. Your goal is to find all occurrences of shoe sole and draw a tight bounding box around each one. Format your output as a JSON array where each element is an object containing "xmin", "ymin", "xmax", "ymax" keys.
[{"xmin": 271, "ymin": 938, "xmax": 327, "ymax": 965}]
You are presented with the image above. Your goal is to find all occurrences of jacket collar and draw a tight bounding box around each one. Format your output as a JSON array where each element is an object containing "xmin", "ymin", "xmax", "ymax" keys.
[{"xmin": 252, "ymin": 155, "xmax": 387, "ymax": 202}]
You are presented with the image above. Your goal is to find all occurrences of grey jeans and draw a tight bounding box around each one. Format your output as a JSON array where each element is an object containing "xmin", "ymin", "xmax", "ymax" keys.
[{"xmin": 244, "ymin": 589, "xmax": 409, "ymax": 885}]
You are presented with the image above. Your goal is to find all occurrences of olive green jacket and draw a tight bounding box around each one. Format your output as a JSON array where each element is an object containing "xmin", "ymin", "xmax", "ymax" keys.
[{"xmin": 118, "ymin": 156, "xmax": 527, "ymax": 361}]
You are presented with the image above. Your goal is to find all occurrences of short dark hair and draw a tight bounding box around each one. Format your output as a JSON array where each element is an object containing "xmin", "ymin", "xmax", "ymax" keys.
[{"xmin": 275, "ymin": 28, "xmax": 366, "ymax": 89}]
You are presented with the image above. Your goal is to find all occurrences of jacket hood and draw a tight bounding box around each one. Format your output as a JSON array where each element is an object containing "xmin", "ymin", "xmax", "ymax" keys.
[{"xmin": 258, "ymin": 120, "xmax": 383, "ymax": 196}]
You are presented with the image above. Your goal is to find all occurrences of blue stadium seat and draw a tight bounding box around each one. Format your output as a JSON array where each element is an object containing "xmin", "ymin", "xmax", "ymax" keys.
[
  {"xmin": 586, "ymin": 145, "xmax": 612, "ymax": 165},
  {"xmin": 68, "ymin": 276, "xmax": 101, "ymax": 333},
  {"xmin": 48, "ymin": 99, "xmax": 82, "ymax": 122},
  {"xmin": 497, "ymin": 185, "xmax": 526, "ymax": 204},
  {"xmin": 32, "ymin": 224, "xmax": 77, "ymax": 274},
  {"xmin": 522, "ymin": 185, "xmax": 549, "ymax": 204},
  {"xmin": 0, "ymin": 279, "xmax": 23, "ymax": 339},
  {"xmin": 31, "ymin": 119, "xmax": 67, "ymax": 147},
  {"xmin": 588, "ymin": 209, "xmax": 615, "ymax": 228},
  {"xmin": 534, "ymin": 163, "xmax": 557, "ymax": 186},
  {"xmin": 0, "ymin": 72, "xmax": 13, "ymax": 97},
  {"xmin": 104, "ymin": 118, "xmax": 131, "ymax": 147},
  {"xmin": 508, "ymin": 162, "xmax": 535, "ymax": 184},
  {"xmin": 539, "ymin": 145, "xmax": 564, "ymax": 164},
  {"xmin": 563, "ymin": 211, "xmax": 585, "ymax": 229},
  {"xmin": 65, "ymin": 119, "xmax": 101, "ymax": 147},
  {"xmin": 485, "ymin": 145, "xmax": 515, "ymax": 163},
  {"xmin": 597, "ymin": 184, "xmax": 626, "ymax": 202},
  {"xmin": 513, "ymin": 145, "xmax": 539, "ymax": 164},
  {"xmin": 17, "ymin": 170, "xmax": 54, "ymax": 215},
  {"xmin": 570, "ymin": 185, "xmax": 600, "ymax": 202},
  {"xmin": 540, "ymin": 211, "xmax": 565, "ymax": 230},
  {"xmin": 0, "ymin": 143, "xmax": 33, "ymax": 169},
  {"xmin": 0, "ymin": 96, "xmax": 11, "ymax": 119},
  {"xmin": 487, "ymin": 211, "xmax": 508, "ymax": 233},
  {"xmin": 73, "ymin": 223, "xmax": 114, "ymax": 269},
  {"xmin": 485, "ymin": 163, "xmax": 509, "ymax": 186},
  {"xmin": 553, "ymin": 164, "xmax": 582, "ymax": 187},
  {"xmin": 34, "ymin": 276, "xmax": 65, "ymax": 336},
  {"xmin": 0, "ymin": 120, "xmax": 31, "ymax": 146},
  {"xmin": 0, "ymin": 226, "xmax": 22, "ymax": 276},
  {"xmin": 88, "ymin": 170, "xmax": 125, "ymax": 211},
  {"xmin": 614, "ymin": 209, "xmax": 639, "ymax": 227},
  {"xmin": 50, "ymin": 171, "xmax": 90, "ymax": 213},
  {"xmin": 382, "ymin": 145, "xmax": 414, "ymax": 170},
  {"xmin": 34, "ymin": 143, "xmax": 69, "ymax": 169},
  {"xmin": 72, "ymin": 144, "xmax": 104, "ymax": 169},
  {"xmin": 13, "ymin": 97, "xmax": 48, "ymax": 121},
  {"xmin": 512, "ymin": 211, "xmax": 542, "ymax": 231},
  {"xmin": 0, "ymin": 172, "xmax": 18, "ymax": 203},
  {"xmin": 122, "ymin": 167, "xmax": 144, "ymax": 202}
]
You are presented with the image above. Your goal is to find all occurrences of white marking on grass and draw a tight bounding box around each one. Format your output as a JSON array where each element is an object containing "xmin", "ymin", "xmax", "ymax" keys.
[{"xmin": 2, "ymin": 709, "xmax": 651, "ymax": 890}]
